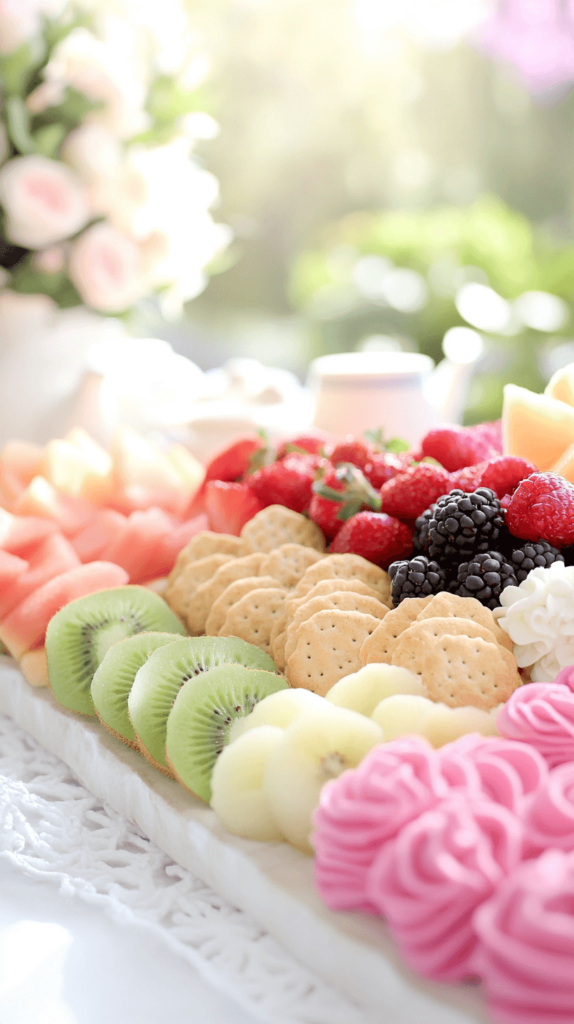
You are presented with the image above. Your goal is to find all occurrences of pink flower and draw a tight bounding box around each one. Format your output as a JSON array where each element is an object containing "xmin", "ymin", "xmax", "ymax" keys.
[
  {"xmin": 69, "ymin": 223, "xmax": 145, "ymax": 313},
  {"xmin": 0, "ymin": 155, "xmax": 88, "ymax": 248}
]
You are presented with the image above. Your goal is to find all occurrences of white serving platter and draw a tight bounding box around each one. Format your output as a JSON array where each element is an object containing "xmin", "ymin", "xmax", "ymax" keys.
[{"xmin": 0, "ymin": 657, "xmax": 490, "ymax": 1024}]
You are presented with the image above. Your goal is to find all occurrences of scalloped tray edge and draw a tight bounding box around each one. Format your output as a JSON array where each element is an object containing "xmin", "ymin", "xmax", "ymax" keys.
[{"xmin": 0, "ymin": 659, "xmax": 488, "ymax": 1024}]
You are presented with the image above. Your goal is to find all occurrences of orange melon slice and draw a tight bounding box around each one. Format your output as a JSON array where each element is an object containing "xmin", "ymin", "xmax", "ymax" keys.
[
  {"xmin": 551, "ymin": 441, "xmax": 574, "ymax": 483},
  {"xmin": 544, "ymin": 363, "xmax": 574, "ymax": 406},
  {"xmin": 0, "ymin": 440, "xmax": 44, "ymax": 486},
  {"xmin": 501, "ymin": 383, "xmax": 574, "ymax": 470},
  {"xmin": 20, "ymin": 647, "xmax": 49, "ymax": 687}
]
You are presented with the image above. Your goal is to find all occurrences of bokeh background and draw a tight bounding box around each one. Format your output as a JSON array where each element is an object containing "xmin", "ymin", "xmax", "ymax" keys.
[{"xmin": 3, "ymin": 0, "xmax": 574, "ymax": 438}]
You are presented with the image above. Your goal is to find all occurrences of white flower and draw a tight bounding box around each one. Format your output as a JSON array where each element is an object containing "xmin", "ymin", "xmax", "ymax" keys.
[
  {"xmin": 0, "ymin": 155, "xmax": 89, "ymax": 248},
  {"xmin": 68, "ymin": 222, "xmax": 146, "ymax": 312},
  {"xmin": 0, "ymin": 0, "xmax": 66, "ymax": 56},
  {"xmin": 44, "ymin": 25, "xmax": 149, "ymax": 139},
  {"xmin": 0, "ymin": 0, "xmax": 41, "ymax": 55}
]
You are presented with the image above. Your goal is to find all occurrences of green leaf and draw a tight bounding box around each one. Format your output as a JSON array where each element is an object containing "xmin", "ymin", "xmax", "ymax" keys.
[
  {"xmin": 385, "ymin": 437, "xmax": 410, "ymax": 453},
  {"xmin": 0, "ymin": 37, "xmax": 46, "ymax": 96},
  {"xmin": 6, "ymin": 95, "xmax": 35, "ymax": 154},
  {"xmin": 33, "ymin": 122, "xmax": 66, "ymax": 158}
]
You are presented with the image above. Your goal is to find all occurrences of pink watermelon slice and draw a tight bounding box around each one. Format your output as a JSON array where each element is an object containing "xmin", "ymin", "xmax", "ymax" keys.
[
  {"xmin": 0, "ymin": 561, "xmax": 129, "ymax": 659},
  {"xmin": 13, "ymin": 476, "xmax": 97, "ymax": 536},
  {"xmin": 0, "ymin": 549, "xmax": 29, "ymax": 585},
  {"xmin": 154, "ymin": 513, "xmax": 209, "ymax": 573},
  {"xmin": 71, "ymin": 508, "xmax": 127, "ymax": 562},
  {"xmin": 0, "ymin": 508, "xmax": 59, "ymax": 553},
  {"xmin": 205, "ymin": 481, "xmax": 264, "ymax": 535},
  {"xmin": 0, "ymin": 532, "xmax": 80, "ymax": 619},
  {"xmin": 100, "ymin": 507, "xmax": 174, "ymax": 583}
]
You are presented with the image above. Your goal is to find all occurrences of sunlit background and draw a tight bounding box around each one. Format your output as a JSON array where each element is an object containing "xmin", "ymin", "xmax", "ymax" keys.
[{"xmin": 3, "ymin": 0, "xmax": 574, "ymax": 446}]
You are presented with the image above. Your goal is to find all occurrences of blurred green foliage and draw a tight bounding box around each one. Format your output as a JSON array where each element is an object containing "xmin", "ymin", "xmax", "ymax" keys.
[{"xmin": 178, "ymin": 0, "xmax": 574, "ymax": 422}]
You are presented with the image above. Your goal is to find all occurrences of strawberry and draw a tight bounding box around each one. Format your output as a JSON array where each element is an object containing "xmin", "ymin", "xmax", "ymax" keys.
[
  {"xmin": 204, "ymin": 481, "xmax": 264, "ymax": 535},
  {"xmin": 379, "ymin": 463, "xmax": 452, "ymax": 520},
  {"xmin": 330, "ymin": 511, "xmax": 413, "ymax": 568},
  {"xmin": 363, "ymin": 451, "xmax": 404, "ymax": 488},
  {"xmin": 479, "ymin": 455, "xmax": 537, "ymax": 499},
  {"xmin": 246, "ymin": 454, "xmax": 324, "ymax": 514},
  {"xmin": 204, "ymin": 435, "xmax": 265, "ymax": 482},
  {"xmin": 468, "ymin": 419, "xmax": 503, "ymax": 453},
  {"xmin": 329, "ymin": 435, "xmax": 374, "ymax": 471},
  {"xmin": 421, "ymin": 425, "xmax": 498, "ymax": 472},
  {"xmin": 309, "ymin": 463, "xmax": 381, "ymax": 539},
  {"xmin": 276, "ymin": 431, "xmax": 329, "ymax": 459}
]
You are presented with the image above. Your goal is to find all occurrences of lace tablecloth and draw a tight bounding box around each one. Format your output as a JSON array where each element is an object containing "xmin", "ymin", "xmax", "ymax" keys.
[{"xmin": 0, "ymin": 710, "xmax": 372, "ymax": 1024}]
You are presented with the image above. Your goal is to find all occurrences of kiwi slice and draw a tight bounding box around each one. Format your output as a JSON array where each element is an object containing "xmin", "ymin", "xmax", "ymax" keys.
[
  {"xmin": 166, "ymin": 663, "xmax": 288, "ymax": 802},
  {"xmin": 46, "ymin": 586, "xmax": 186, "ymax": 717},
  {"xmin": 91, "ymin": 632, "xmax": 182, "ymax": 748},
  {"xmin": 128, "ymin": 636, "xmax": 278, "ymax": 775}
]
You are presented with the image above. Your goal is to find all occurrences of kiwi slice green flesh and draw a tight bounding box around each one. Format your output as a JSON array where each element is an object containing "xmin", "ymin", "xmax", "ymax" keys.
[
  {"xmin": 128, "ymin": 636, "xmax": 278, "ymax": 773},
  {"xmin": 166, "ymin": 663, "xmax": 287, "ymax": 802},
  {"xmin": 91, "ymin": 632, "xmax": 182, "ymax": 746},
  {"xmin": 46, "ymin": 586, "xmax": 186, "ymax": 717}
]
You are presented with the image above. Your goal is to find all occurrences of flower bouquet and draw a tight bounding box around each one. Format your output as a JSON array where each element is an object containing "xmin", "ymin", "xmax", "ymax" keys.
[{"xmin": 0, "ymin": 0, "xmax": 231, "ymax": 316}]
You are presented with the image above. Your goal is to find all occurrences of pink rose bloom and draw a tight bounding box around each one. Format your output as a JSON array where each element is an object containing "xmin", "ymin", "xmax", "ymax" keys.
[
  {"xmin": 312, "ymin": 736, "xmax": 481, "ymax": 913},
  {"xmin": 443, "ymin": 735, "xmax": 548, "ymax": 814},
  {"xmin": 366, "ymin": 796, "xmax": 524, "ymax": 982},
  {"xmin": 0, "ymin": 155, "xmax": 88, "ymax": 248},
  {"xmin": 69, "ymin": 223, "xmax": 145, "ymax": 313},
  {"xmin": 522, "ymin": 762, "xmax": 574, "ymax": 856},
  {"xmin": 474, "ymin": 849, "xmax": 574, "ymax": 1024},
  {"xmin": 497, "ymin": 682, "xmax": 574, "ymax": 768}
]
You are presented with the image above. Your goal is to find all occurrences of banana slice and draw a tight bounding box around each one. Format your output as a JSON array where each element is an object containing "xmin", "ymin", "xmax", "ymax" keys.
[
  {"xmin": 371, "ymin": 693, "xmax": 500, "ymax": 747},
  {"xmin": 229, "ymin": 687, "xmax": 332, "ymax": 742},
  {"xmin": 264, "ymin": 707, "xmax": 383, "ymax": 853},
  {"xmin": 325, "ymin": 663, "xmax": 426, "ymax": 717},
  {"xmin": 210, "ymin": 725, "xmax": 284, "ymax": 841}
]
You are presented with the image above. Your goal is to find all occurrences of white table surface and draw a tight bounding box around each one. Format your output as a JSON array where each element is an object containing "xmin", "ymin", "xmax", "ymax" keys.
[{"xmin": 0, "ymin": 859, "xmax": 260, "ymax": 1024}]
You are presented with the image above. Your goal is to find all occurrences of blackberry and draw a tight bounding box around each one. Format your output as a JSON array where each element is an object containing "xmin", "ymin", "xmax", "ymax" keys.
[
  {"xmin": 508, "ymin": 541, "xmax": 564, "ymax": 582},
  {"xmin": 428, "ymin": 488, "xmax": 507, "ymax": 570},
  {"xmin": 412, "ymin": 504, "xmax": 435, "ymax": 553},
  {"xmin": 388, "ymin": 555, "xmax": 447, "ymax": 606},
  {"xmin": 449, "ymin": 551, "xmax": 518, "ymax": 610}
]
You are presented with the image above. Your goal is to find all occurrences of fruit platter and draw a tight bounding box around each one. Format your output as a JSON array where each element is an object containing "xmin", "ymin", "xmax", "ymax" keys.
[{"xmin": 1, "ymin": 369, "xmax": 574, "ymax": 1024}]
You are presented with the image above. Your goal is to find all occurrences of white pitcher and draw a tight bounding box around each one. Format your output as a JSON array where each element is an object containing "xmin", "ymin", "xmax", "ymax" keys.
[{"xmin": 307, "ymin": 336, "xmax": 482, "ymax": 447}]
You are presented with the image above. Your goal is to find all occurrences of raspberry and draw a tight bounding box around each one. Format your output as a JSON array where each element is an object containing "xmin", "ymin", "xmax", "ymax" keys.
[
  {"xmin": 379, "ymin": 463, "xmax": 452, "ymax": 520},
  {"xmin": 330, "ymin": 511, "xmax": 413, "ymax": 568},
  {"xmin": 504, "ymin": 472, "xmax": 574, "ymax": 547},
  {"xmin": 421, "ymin": 425, "xmax": 498, "ymax": 472},
  {"xmin": 479, "ymin": 456, "xmax": 537, "ymax": 499}
]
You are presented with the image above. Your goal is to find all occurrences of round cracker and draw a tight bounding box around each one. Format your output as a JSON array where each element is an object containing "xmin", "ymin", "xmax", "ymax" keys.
[
  {"xmin": 288, "ymin": 609, "xmax": 380, "ymax": 697},
  {"xmin": 391, "ymin": 616, "xmax": 504, "ymax": 676},
  {"xmin": 293, "ymin": 553, "xmax": 392, "ymax": 606},
  {"xmin": 169, "ymin": 531, "xmax": 245, "ymax": 582},
  {"xmin": 359, "ymin": 596, "xmax": 434, "ymax": 665},
  {"xmin": 285, "ymin": 578, "xmax": 382, "ymax": 621},
  {"xmin": 220, "ymin": 587, "xmax": 288, "ymax": 656},
  {"xmin": 165, "ymin": 553, "xmax": 235, "ymax": 620},
  {"xmin": 285, "ymin": 591, "xmax": 389, "ymax": 666},
  {"xmin": 260, "ymin": 543, "xmax": 324, "ymax": 589},
  {"xmin": 271, "ymin": 628, "xmax": 288, "ymax": 672},
  {"xmin": 423, "ymin": 634, "xmax": 521, "ymax": 710},
  {"xmin": 205, "ymin": 575, "xmax": 282, "ymax": 636},
  {"xmin": 241, "ymin": 505, "xmax": 325, "ymax": 554},
  {"xmin": 416, "ymin": 593, "xmax": 513, "ymax": 651}
]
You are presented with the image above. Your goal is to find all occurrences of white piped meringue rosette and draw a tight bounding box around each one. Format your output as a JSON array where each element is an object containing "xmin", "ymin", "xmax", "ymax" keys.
[{"xmin": 494, "ymin": 561, "xmax": 574, "ymax": 681}]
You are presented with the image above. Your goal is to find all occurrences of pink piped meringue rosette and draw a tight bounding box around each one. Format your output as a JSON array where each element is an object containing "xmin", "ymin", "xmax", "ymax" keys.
[{"xmin": 312, "ymin": 671, "xmax": 574, "ymax": 1022}]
